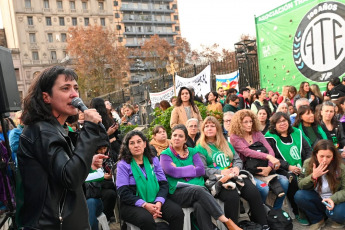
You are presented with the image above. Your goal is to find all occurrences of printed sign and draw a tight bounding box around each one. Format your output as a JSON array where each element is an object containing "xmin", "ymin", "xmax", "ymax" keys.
[
  {"xmin": 216, "ymin": 71, "xmax": 239, "ymax": 90},
  {"xmin": 149, "ymin": 86, "xmax": 174, "ymax": 109}
]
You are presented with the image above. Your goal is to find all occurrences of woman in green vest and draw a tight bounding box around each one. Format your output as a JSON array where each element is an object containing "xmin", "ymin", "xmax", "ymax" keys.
[
  {"xmin": 196, "ymin": 116, "xmax": 269, "ymax": 229},
  {"xmin": 160, "ymin": 124, "xmax": 241, "ymax": 230},
  {"xmin": 293, "ymin": 105, "xmax": 328, "ymax": 148},
  {"xmin": 265, "ymin": 112, "xmax": 312, "ymax": 225}
]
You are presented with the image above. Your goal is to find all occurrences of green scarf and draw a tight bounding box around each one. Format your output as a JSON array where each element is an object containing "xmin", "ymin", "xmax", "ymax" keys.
[
  {"xmin": 265, "ymin": 127, "xmax": 303, "ymax": 168},
  {"xmin": 298, "ymin": 123, "xmax": 327, "ymax": 147},
  {"xmin": 130, "ymin": 156, "xmax": 159, "ymax": 202}
]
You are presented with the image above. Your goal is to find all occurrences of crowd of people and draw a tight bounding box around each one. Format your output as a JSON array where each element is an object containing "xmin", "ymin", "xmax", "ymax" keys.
[{"xmin": 0, "ymin": 66, "xmax": 345, "ymax": 230}]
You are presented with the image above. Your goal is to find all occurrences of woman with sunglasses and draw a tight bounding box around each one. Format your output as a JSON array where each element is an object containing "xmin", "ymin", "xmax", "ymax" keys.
[{"xmin": 223, "ymin": 95, "xmax": 240, "ymax": 113}]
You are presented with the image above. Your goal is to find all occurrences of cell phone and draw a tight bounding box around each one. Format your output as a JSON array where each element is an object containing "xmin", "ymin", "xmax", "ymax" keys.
[{"xmin": 322, "ymin": 201, "xmax": 332, "ymax": 208}]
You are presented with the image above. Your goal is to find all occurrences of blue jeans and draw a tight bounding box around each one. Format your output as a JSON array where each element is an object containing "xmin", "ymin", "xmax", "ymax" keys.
[
  {"xmin": 295, "ymin": 190, "xmax": 345, "ymax": 224},
  {"xmin": 86, "ymin": 198, "xmax": 104, "ymax": 230},
  {"xmin": 254, "ymin": 175, "xmax": 289, "ymax": 209}
]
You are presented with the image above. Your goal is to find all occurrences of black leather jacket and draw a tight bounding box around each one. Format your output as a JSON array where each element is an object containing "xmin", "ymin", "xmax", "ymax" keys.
[{"xmin": 16, "ymin": 119, "xmax": 105, "ymax": 230}]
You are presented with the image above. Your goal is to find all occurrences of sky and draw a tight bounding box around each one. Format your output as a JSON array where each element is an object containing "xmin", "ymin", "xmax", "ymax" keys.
[
  {"xmin": 0, "ymin": 0, "xmax": 290, "ymax": 50},
  {"xmin": 178, "ymin": 0, "xmax": 291, "ymax": 50}
]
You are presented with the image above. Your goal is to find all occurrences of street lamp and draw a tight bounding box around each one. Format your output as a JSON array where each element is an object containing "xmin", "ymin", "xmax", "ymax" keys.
[{"xmin": 166, "ymin": 53, "xmax": 179, "ymax": 95}]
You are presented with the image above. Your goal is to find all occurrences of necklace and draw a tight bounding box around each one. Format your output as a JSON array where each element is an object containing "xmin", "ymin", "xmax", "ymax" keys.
[{"xmin": 244, "ymin": 135, "xmax": 253, "ymax": 144}]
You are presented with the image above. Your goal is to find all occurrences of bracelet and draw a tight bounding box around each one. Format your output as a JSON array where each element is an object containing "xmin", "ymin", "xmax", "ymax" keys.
[{"xmin": 142, "ymin": 202, "xmax": 147, "ymax": 208}]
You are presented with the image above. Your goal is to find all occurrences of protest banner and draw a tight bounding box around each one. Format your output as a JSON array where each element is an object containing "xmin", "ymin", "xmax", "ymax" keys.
[
  {"xmin": 216, "ymin": 71, "xmax": 239, "ymax": 91},
  {"xmin": 256, "ymin": 0, "xmax": 345, "ymax": 92},
  {"xmin": 175, "ymin": 65, "xmax": 211, "ymax": 99},
  {"xmin": 149, "ymin": 86, "xmax": 174, "ymax": 109}
]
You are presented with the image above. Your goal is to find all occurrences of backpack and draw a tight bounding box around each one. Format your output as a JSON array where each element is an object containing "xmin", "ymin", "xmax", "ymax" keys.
[
  {"xmin": 267, "ymin": 208, "xmax": 293, "ymax": 230},
  {"xmin": 238, "ymin": 220, "xmax": 262, "ymax": 230}
]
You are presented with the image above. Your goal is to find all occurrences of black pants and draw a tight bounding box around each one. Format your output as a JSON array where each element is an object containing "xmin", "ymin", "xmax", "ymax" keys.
[
  {"xmin": 218, "ymin": 178, "xmax": 267, "ymax": 225},
  {"xmin": 101, "ymin": 188, "xmax": 117, "ymax": 220},
  {"xmin": 286, "ymin": 174, "xmax": 299, "ymax": 215},
  {"xmin": 120, "ymin": 199, "xmax": 184, "ymax": 230},
  {"xmin": 170, "ymin": 186, "xmax": 223, "ymax": 230}
]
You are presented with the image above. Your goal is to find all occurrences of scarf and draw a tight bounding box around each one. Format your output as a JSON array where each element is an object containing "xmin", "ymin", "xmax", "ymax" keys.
[
  {"xmin": 149, "ymin": 139, "xmax": 170, "ymax": 156},
  {"xmin": 130, "ymin": 156, "xmax": 159, "ymax": 202}
]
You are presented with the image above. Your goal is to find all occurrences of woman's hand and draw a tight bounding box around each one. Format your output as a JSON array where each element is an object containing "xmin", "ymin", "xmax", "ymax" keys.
[
  {"xmin": 84, "ymin": 109, "xmax": 102, "ymax": 124},
  {"xmin": 229, "ymin": 167, "xmax": 240, "ymax": 177},
  {"xmin": 266, "ymin": 155, "xmax": 280, "ymax": 170},
  {"xmin": 288, "ymin": 165, "xmax": 301, "ymax": 175},
  {"xmin": 107, "ymin": 125, "xmax": 117, "ymax": 136},
  {"xmin": 322, "ymin": 198, "xmax": 335, "ymax": 211},
  {"xmin": 153, "ymin": 202, "xmax": 162, "ymax": 219},
  {"xmin": 312, "ymin": 163, "xmax": 329, "ymax": 179},
  {"xmin": 221, "ymin": 169, "xmax": 232, "ymax": 175},
  {"xmin": 91, "ymin": 154, "xmax": 108, "ymax": 170},
  {"xmin": 143, "ymin": 203, "xmax": 157, "ymax": 216},
  {"xmin": 257, "ymin": 166, "xmax": 272, "ymax": 177},
  {"xmin": 104, "ymin": 173, "xmax": 112, "ymax": 180}
]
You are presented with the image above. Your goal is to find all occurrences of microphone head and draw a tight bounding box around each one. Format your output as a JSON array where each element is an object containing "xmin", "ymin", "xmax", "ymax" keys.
[{"xmin": 71, "ymin": 97, "xmax": 88, "ymax": 112}]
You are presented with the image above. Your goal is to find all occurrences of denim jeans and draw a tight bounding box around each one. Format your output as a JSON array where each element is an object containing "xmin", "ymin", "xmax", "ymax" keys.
[
  {"xmin": 86, "ymin": 198, "xmax": 103, "ymax": 230},
  {"xmin": 295, "ymin": 190, "xmax": 345, "ymax": 224},
  {"xmin": 254, "ymin": 175, "xmax": 289, "ymax": 209}
]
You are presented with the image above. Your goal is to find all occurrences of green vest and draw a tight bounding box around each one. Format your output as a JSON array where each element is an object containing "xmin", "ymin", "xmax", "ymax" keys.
[
  {"xmin": 297, "ymin": 123, "xmax": 328, "ymax": 147},
  {"xmin": 195, "ymin": 143, "xmax": 235, "ymax": 170},
  {"xmin": 160, "ymin": 147, "xmax": 205, "ymax": 194},
  {"xmin": 265, "ymin": 127, "xmax": 303, "ymax": 168}
]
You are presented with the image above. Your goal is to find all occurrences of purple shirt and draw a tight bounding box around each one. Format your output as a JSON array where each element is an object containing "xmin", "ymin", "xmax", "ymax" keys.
[
  {"xmin": 230, "ymin": 131, "xmax": 275, "ymax": 168},
  {"xmin": 116, "ymin": 157, "xmax": 166, "ymax": 207}
]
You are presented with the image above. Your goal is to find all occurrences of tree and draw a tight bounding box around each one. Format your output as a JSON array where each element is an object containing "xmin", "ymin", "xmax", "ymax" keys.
[
  {"xmin": 189, "ymin": 43, "xmax": 222, "ymax": 65},
  {"xmin": 67, "ymin": 25, "xmax": 130, "ymax": 99}
]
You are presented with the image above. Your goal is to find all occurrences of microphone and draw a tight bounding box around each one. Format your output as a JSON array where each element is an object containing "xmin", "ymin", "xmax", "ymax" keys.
[
  {"xmin": 71, "ymin": 97, "xmax": 106, "ymax": 131},
  {"xmin": 71, "ymin": 97, "xmax": 88, "ymax": 112}
]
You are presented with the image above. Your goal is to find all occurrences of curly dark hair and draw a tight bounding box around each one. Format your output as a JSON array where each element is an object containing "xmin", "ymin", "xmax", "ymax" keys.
[
  {"xmin": 21, "ymin": 66, "xmax": 78, "ymax": 125},
  {"xmin": 176, "ymin": 87, "xmax": 198, "ymax": 113},
  {"xmin": 268, "ymin": 112, "xmax": 294, "ymax": 135},
  {"xmin": 118, "ymin": 130, "xmax": 154, "ymax": 164},
  {"xmin": 90, "ymin": 97, "xmax": 113, "ymax": 130}
]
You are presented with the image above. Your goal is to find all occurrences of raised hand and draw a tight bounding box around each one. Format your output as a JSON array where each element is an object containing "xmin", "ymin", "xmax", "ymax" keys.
[{"xmin": 312, "ymin": 163, "xmax": 329, "ymax": 179}]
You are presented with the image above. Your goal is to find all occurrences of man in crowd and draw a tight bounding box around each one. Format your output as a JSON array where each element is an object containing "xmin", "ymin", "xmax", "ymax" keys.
[
  {"xmin": 290, "ymin": 98, "xmax": 310, "ymax": 124},
  {"xmin": 16, "ymin": 66, "xmax": 108, "ymax": 229},
  {"xmin": 329, "ymin": 77, "xmax": 345, "ymax": 100},
  {"xmin": 223, "ymin": 95, "xmax": 239, "ymax": 113},
  {"xmin": 217, "ymin": 87, "xmax": 226, "ymax": 105},
  {"xmin": 238, "ymin": 87, "xmax": 250, "ymax": 110}
]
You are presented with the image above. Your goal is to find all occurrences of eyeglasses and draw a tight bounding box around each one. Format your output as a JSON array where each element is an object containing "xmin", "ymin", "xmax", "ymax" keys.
[
  {"xmin": 242, "ymin": 120, "xmax": 253, "ymax": 124},
  {"xmin": 224, "ymin": 120, "xmax": 231, "ymax": 123},
  {"xmin": 277, "ymin": 119, "xmax": 288, "ymax": 124}
]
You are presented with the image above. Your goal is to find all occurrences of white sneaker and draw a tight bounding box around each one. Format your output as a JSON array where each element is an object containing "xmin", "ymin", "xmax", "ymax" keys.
[{"xmin": 331, "ymin": 221, "xmax": 345, "ymax": 229}]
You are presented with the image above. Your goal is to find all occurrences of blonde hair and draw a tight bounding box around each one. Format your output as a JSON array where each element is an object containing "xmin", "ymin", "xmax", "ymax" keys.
[
  {"xmin": 229, "ymin": 109, "xmax": 260, "ymax": 137},
  {"xmin": 197, "ymin": 116, "xmax": 233, "ymax": 161}
]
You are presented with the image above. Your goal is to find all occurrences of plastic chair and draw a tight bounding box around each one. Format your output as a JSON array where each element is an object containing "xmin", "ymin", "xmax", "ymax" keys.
[
  {"xmin": 97, "ymin": 212, "xmax": 110, "ymax": 230},
  {"xmin": 182, "ymin": 207, "xmax": 194, "ymax": 230}
]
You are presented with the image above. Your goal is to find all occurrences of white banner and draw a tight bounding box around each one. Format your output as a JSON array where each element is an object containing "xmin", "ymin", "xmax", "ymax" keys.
[
  {"xmin": 215, "ymin": 71, "xmax": 239, "ymax": 91},
  {"xmin": 175, "ymin": 65, "xmax": 211, "ymax": 100},
  {"xmin": 149, "ymin": 86, "xmax": 174, "ymax": 109}
]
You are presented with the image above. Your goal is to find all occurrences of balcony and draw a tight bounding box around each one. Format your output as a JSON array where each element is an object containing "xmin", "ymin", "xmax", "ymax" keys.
[
  {"xmin": 43, "ymin": 8, "xmax": 51, "ymax": 12},
  {"xmin": 25, "ymin": 8, "xmax": 34, "ymax": 12},
  {"xmin": 124, "ymin": 31, "xmax": 177, "ymax": 36},
  {"xmin": 122, "ymin": 19, "xmax": 175, "ymax": 24},
  {"xmin": 70, "ymin": 9, "xmax": 77, "ymax": 13},
  {"xmin": 83, "ymin": 9, "xmax": 89, "ymax": 13},
  {"xmin": 120, "ymin": 7, "xmax": 174, "ymax": 13},
  {"xmin": 57, "ymin": 9, "xmax": 65, "ymax": 13}
]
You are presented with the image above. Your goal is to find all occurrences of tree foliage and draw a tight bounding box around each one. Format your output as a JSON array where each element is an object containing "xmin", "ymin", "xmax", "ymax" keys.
[{"xmin": 67, "ymin": 25, "xmax": 130, "ymax": 99}]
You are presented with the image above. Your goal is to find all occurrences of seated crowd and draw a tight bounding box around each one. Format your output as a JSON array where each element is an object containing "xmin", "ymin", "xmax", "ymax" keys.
[{"xmin": 2, "ymin": 79, "xmax": 345, "ymax": 230}]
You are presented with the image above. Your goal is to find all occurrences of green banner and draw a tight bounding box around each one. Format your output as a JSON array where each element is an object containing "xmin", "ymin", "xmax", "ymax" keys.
[{"xmin": 256, "ymin": 0, "xmax": 345, "ymax": 92}]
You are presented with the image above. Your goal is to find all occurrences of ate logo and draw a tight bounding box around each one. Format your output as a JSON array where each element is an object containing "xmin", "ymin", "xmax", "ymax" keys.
[
  {"xmin": 289, "ymin": 146, "xmax": 301, "ymax": 160},
  {"xmin": 293, "ymin": 2, "xmax": 345, "ymax": 82}
]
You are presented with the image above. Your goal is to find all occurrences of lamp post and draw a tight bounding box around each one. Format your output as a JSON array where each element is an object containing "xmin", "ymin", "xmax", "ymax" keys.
[{"xmin": 166, "ymin": 54, "xmax": 179, "ymax": 95}]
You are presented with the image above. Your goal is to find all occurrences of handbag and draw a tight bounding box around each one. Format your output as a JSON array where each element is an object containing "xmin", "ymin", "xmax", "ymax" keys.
[{"xmin": 244, "ymin": 141, "xmax": 268, "ymax": 175}]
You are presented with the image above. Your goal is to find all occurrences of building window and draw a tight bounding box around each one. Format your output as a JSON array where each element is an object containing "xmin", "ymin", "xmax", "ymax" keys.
[
  {"xmin": 27, "ymin": 16, "xmax": 33, "ymax": 25},
  {"xmin": 82, "ymin": 2, "xmax": 87, "ymax": 10},
  {"xmin": 116, "ymin": 25, "xmax": 121, "ymax": 30},
  {"xmin": 48, "ymin": 33, "xmax": 53, "ymax": 42},
  {"xmin": 118, "ymin": 37, "xmax": 123, "ymax": 42},
  {"xmin": 59, "ymin": 17, "xmax": 65, "ymax": 26},
  {"xmin": 29, "ymin": 33, "xmax": 36, "ymax": 43},
  {"xmin": 61, "ymin": 33, "xmax": 67, "ymax": 42},
  {"xmin": 46, "ymin": 17, "xmax": 52, "ymax": 26},
  {"xmin": 72, "ymin": 17, "xmax": 77, "ymax": 26},
  {"xmin": 63, "ymin": 51, "xmax": 67, "ymax": 57},
  {"xmin": 175, "ymin": 26, "xmax": 180, "ymax": 31},
  {"xmin": 174, "ymin": 15, "xmax": 178, "ymax": 20},
  {"xmin": 115, "ymin": 13, "xmax": 120, "ymax": 18},
  {"xmin": 43, "ymin": 0, "xmax": 49, "ymax": 8},
  {"xmin": 57, "ymin": 1, "xmax": 63, "ymax": 9},
  {"xmin": 100, "ymin": 18, "xmax": 105, "ymax": 26},
  {"xmin": 84, "ymin": 18, "xmax": 89, "ymax": 26},
  {"xmin": 25, "ymin": 0, "xmax": 31, "ymax": 8},
  {"xmin": 51, "ymin": 51, "xmax": 57, "ymax": 60},
  {"xmin": 114, "ymin": 1, "xmax": 118, "ymax": 6},
  {"xmin": 98, "ymin": 2, "xmax": 104, "ymax": 10},
  {"xmin": 172, "ymin": 4, "xmax": 177, "ymax": 9},
  {"xmin": 70, "ymin": 1, "xmax": 76, "ymax": 10},
  {"xmin": 32, "ymin": 51, "xmax": 39, "ymax": 60}
]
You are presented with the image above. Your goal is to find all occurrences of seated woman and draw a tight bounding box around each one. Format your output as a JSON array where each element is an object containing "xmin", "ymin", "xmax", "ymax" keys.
[
  {"xmin": 295, "ymin": 140, "xmax": 345, "ymax": 229},
  {"xmin": 116, "ymin": 130, "xmax": 184, "ymax": 230},
  {"xmin": 170, "ymin": 87, "xmax": 203, "ymax": 128},
  {"xmin": 207, "ymin": 91, "xmax": 223, "ymax": 113},
  {"xmin": 265, "ymin": 112, "xmax": 312, "ymax": 223},
  {"xmin": 229, "ymin": 110, "xmax": 289, "ymax": 210},
  {"xmin": 122, "ymin": 104, "xmax": 141, "ymax": 125},
  {"xmin": 293, "ymin": 105, "xmax": 328, "ymax": 148},
  {"xmin": 160, "ymin": 124, "xmax": 241, "ymax": 230},
  {"xmin": 318, "ymin": 101, "xmax": 345, "ymax": 150},
  {"xmin": 257, "ymin": 107, "xmax": 270, "ymax": 135},
  {"xmin": 195, "ymin": 116, "xmax": 268, "ymax": 228},
  {"xmin": 149, "ymin": 125, "xmax": 170, "ymax": 157},
  {"xmin": 186, "ymin": 118, "xmax": 200, "ymax": 147}
]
